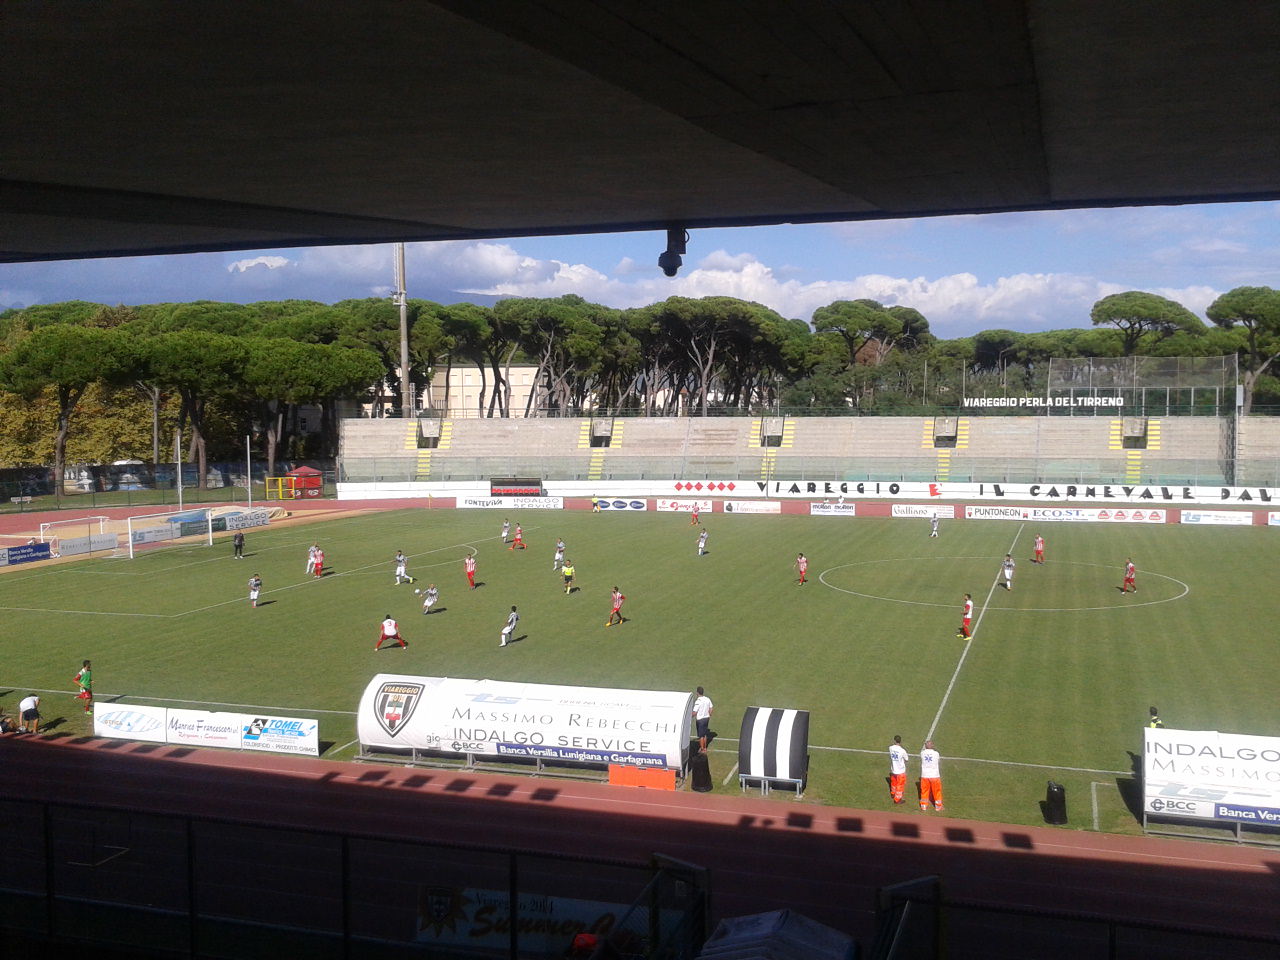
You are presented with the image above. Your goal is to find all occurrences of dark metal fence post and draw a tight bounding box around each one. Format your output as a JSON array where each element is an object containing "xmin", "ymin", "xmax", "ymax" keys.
[
  {"xmin": 509, "ymin": 852, "xmax": 519, "ymax": 960},
  {"xmin": 187, "ymin": 818, "xmax": 198, "ymax": 958},
  {"xmin": 43, "ymin": 802, "xmax": 55, "ymax": 937}
]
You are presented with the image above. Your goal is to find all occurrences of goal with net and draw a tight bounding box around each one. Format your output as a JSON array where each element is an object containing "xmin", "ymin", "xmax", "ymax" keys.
[
  {"xmin": 125, "ymin": 508, "xmax": 215, "ymax": 559},
  {"xmin": 39, "ymin": 515, "xmax": 114, "ymax": 557}
]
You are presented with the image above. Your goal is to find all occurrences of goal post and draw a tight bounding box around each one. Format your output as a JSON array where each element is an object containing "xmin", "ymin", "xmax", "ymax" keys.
[
  {"xmin": 125, "ymin": 508, "xmax": 214, "ymax": 559},
  {"xmin": 37, "ymin": 515, "xmax": 116, "ymax": 558}
]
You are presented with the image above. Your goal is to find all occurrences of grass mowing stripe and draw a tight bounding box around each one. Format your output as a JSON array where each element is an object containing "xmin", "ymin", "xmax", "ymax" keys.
[{"xmin": 926, "ymin": 524, "xmax": 1024, "ymax": 742}]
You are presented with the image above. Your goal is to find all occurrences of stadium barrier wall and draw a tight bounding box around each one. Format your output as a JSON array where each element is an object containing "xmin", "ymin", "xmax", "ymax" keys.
[{"xmin": 339, "ymin": 478, "xmax": 1280, "ymax": 508}]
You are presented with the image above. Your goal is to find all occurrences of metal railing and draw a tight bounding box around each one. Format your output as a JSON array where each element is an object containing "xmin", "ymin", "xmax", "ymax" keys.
[
  {"xmin": 338, "ymin": 455, "xmax": 1260, "ymax": 488},
  {"xmin": 0, "ymin": 797, "xmax": 700, "ymax": 960}
]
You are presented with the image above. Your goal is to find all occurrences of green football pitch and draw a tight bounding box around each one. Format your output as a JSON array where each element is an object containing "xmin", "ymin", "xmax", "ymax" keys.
[{"xmin": 3, "ymin": 507, "xmax": 1278, "ymax": 834}]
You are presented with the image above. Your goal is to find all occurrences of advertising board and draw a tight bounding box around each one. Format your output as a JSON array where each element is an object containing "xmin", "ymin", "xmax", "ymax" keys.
[
  {"xmin": 809, "ymin": 502, "xmax": 857, "ymax": 516},
  {"xmin": 458, "ymin": 497, "xmax": 506, "ymax": 509},
  {"xmin": 598, "ymin": 498, "xmax": 648, "ymax": 511},
  {"xmin": 1144, "ymin": 728, "xmax": 1280, "ymax": 825},
  {"xmin": 93, "ymin": 705, "xmax": 318, "ymax": 755},
  {"xmin": 0, "ymin": 543, "xmax": 53, "ymax": 567},
  {"xmin": 167, "ymin": 709, "xmax": 245, "ymax": 748},
  {"xmin": 94, "ymin": 704, "xmax": 169, "ymax": 743},
  {"xmin": 358, "ymin": 675, "xmax": 693, "ymax": 769},
  {"xmin": 892, "ymin": 504, "xmax": 956, "ymax": 518},
  {"xmin": 241, "ymin": 715, "xmax": 321, "ymax": 755},
  {"xmin": 758, "ymin": 479, "xmax": 1280, "ymax": 505},
  {"xmin": 1179, "ymin": 510, "xmax": 1254, "ymax": 526},
  {"xmin": 225, "ymin": 508, "xmax": 272, "ymax": 530},
  {"xmin": 508, "ymin": 496, "xmax": 563, "ymax": 510},
  {"xmin": 416, "ymin": 888, "xmax": 630, "ymax": 954},
  {"xmin": 656, "ymin": 498, "xmax": 712, "ymax": 512},
  {"xmin": 721, "ymin": 500, "xmax": 781, "ymax": 515},
  {"xmin": 1270, "ymin": 512, "xmax": 1280, "ymax": 527}
]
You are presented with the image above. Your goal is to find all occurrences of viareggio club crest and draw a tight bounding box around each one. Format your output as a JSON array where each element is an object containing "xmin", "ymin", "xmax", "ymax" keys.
[{"xmin": 375, "ymin": 680, "xmax": 424, "ymax": 737}]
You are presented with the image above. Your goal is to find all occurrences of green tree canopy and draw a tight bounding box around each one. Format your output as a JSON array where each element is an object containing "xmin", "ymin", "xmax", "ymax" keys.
[{"xmin": 1089, "ymin": 291, "xmax": 1205, "ymax": 356}]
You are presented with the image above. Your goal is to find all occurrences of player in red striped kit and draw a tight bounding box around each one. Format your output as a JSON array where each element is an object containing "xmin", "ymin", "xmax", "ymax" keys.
[
  {"xmin": 464, "ymin": 552, "xmax": 477, "ymax": 589},
  {"xmin": 313, "ymin": 547, "xmax": 324, "ymax": 578},
  {"xmin": 509, "ymin": 523, "xmax": 526, "ymax": 550},
  {"xmin": 956, "ymin": 593, "xmax": 973, "ymax": 638},
  {"xmin": 1034, "ymin": 534, "xmax": 1045, "ymax": 564},
  {"xmin": 793, "ymin": 553, "xmax": 808, "ymax": 585},
  {"xmin": 605, "ymin": 586, "xmax": 626, "ymax": 627},
  {"xmin": 1122, "ymin": 558, "xmax": 1137, "ymax": 593}
]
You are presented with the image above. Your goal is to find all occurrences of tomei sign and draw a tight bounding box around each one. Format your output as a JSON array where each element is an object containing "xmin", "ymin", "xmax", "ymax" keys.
[{"xmin": 358, "ymin": 675, "xmax": 694, "ymax": 769}]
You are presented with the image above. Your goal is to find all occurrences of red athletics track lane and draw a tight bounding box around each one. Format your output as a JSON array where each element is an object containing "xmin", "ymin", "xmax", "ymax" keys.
[{"xmin": 0, "ymin": 736, "xmax": 1276, "ymax": 949}]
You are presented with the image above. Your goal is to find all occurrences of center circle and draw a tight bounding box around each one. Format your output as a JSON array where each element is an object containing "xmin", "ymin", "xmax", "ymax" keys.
[{"xmin": 817, "ymin": 557, "xmax": 1189, "ymax": 612}]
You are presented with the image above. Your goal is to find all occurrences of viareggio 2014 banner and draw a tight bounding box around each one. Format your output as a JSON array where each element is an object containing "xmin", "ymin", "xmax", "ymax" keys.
[
  {"xmin": 358, "ymin": 675, "xmax": 693, "ymax": 769},
  {"xmin": 756, "ymin": 480, "xmax": 1280, "ymax": 505},
  {"xmin": 1144, "ymin": 728, "xmax": 1280, "ymax": 826}
]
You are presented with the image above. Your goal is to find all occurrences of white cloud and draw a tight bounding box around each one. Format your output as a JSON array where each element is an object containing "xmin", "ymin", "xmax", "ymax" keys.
[{"xmin": 227, "ymin": 255, "xmax": 291, "ymax": 273}]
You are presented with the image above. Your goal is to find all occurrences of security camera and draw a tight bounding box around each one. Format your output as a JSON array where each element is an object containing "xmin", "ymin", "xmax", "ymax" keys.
[{"xmin": 658, "ymin": 226, "xmax": 688, "ymax": 277}]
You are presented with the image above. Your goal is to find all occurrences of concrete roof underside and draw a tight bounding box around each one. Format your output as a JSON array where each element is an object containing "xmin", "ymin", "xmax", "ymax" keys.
[{"xmin": 3, "ymin": 0, "xmax": 1279, "ymax": 263}]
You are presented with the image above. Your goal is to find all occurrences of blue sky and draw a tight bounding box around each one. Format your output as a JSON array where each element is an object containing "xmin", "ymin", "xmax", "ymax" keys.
[{"xmin": 2, "ymin": 201, "xmax": 1277, "ymax": 340}]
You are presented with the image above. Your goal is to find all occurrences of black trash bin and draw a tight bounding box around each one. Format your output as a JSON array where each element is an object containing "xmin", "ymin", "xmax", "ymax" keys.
[
  {"xmin": 1045, "ymin": 780, "xmax": 1067, "ymax": 824},
  {"xmin": 690, "ymin": 751, "xmax": 713, "ymax": 792}
]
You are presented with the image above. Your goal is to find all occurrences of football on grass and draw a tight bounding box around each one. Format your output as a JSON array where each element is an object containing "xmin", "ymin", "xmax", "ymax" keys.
[{"xmin": 414, "ymin": 588, "xmax": 421, "ymax": 595}]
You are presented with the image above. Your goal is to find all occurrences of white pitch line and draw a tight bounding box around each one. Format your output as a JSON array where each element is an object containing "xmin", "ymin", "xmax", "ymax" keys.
[
  {"xmin": 0, "ymin": 604, "xmax": 169, "ymax": 619},
  {"xmin": 0, "ymin": 685, "xmax": 357, "ymax": 716},
  {"xmin": 927, "ymin": 526, "xmax": 1024, "ymax": 741},
  {"xmin": 1091, "ymin": 780, "xmax": 1121, "ymax": 831},
  {"xmin": 721, "ymin": 761, "xmax": 740, "ymax": 786},
  {"xmin": 710, "ymin": 736, "xmax": 1126, "ymax": 775},
  {"xmin": 330, "ymin": 738, "xmax": 360, "ymax": 755}
]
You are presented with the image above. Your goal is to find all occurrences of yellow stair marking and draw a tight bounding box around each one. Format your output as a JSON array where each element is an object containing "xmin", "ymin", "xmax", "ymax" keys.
[
  {"xmin": 1124, "ymin": 450, "xmax": 1143, "ymax": 482},
  {"xmin": 437, "ymin": 420, "xmax": 453, "ymax": 450},
  {"xmin": 1146, "ymin": 419, "xmax": 1161, "ymax": 450},
  {"xmin": 587, "ymin": 450, "xmax": 606, "ymax": 481},
  {"xmin": 610, "ymin": 419, "xmax": 624, "ymax": 448},
  {"xmin": 936, "ymin": 449, "xmax": 952, "ymax": 481},
  {"xmin": 1108, "ymin": 420, "xmax": 1123, "ymax": 450},
  {"xmin": 403, "ymin": 420, "xmax": 418, "ymax": 450},
  {"xmin": 416, "ymin": 451, "xmax": 432, "ymax": 480},
  {"xmin": 780, "ymin": 420, "xmax": 795, "ymax": 448},
  {"xmin": 749, "ymin": 419, "xmax": 762, "ymax": 448},
  {"xmin": 577, "ymin": 419, "xmax": 592, "ymax": 449},
  {"xmin": 921, "ymin": 419, "xmax": 934, "ymax": 448},
  {"xmin": 760, "ymin": 449, "xmax": 778, "ymax": 481},
  {"xmin": 955, "ymin": 418, "xmax": 970, "ymax": 449}
]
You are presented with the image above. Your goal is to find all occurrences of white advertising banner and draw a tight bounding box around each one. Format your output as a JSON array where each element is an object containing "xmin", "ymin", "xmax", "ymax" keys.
[
  {"xmin": 809, "ymin": 502, "xmax": 857, "ymax": 516},
  {"xmin": 597, "ymin": 497, "xmax": 648, "ymax": 511},
  {"xmin": 964, "ymin": 505, "xmax": 1166, "ymax": 523},
  {"xmin": 1179, "ymin": 510, "xmax": 1254, "ymax": 526},
  {"xmin": 757, "ymin": 479, "xmax": 1279, "ymax": 505},
  {"xmin": 892, "ymin": 504, "xmax": 956, "ymax": 518},
  {"xmin": 358, "ymin": 675, "xmax": 693, "ymax": 769},
  {"xmin": 722, "ymin": 500, "xmax": 781, "ymax": 515},
  {"xmin": 167, "ymin": 709, "xmax": 245, "ymax": 748},
  {"xmin": 240, "ymin": 715, "xmax": 321, "ymax": 755},
  {"xmin": 94, "ymin": 704, "xmax": 169, "ymax": 743},
  {"xmin": 58, "ymin": 533, "xmax": 118, "ymax": 556},
  {"xmin": 458, "ymin": 496, "xmax": 506, "ymax": 509},
  {"xmin": 225, "ymin": 508, "xmax": 272, "ymax": 530},
  {"xmin": 508, "ymin": 496, "xmax": 563, "ymax": 509},
  {"xmin": 656, "ymin": 498, "xmax": 713, "ymax": 512},
  {"xmin": 93, "ymin": 705, "xmax": 318, "ymax": 755},
  {"xmin": 1144, "ymin": 728, "xmax": 1280, "ymax": 825},
  {"xmin": 1270, "ymin": 512, "xmax": 1280, "ymax": 526}
]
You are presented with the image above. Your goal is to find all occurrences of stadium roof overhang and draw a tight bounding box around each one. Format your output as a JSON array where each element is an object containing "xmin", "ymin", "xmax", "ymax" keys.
[{"xmin": 3, "ymin": 1, "xmax": 1279, "ymax": 263}]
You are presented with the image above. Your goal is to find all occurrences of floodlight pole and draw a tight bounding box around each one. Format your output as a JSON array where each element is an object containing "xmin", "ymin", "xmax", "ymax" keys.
[
  {"xmin": 175, "ymin": 428, "xmax": 184, "ymax": 511},
  {"xmin": 393, "ymin": 242, "xmax": 413, "ymax": 419},
  {"xmin": 245, "ymin": 434, "xmax": 253, "ymax": 508}
]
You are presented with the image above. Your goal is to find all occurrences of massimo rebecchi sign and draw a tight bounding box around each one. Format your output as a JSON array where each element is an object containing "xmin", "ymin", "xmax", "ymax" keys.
[
  {"xmin": 1143, "ymin": 728, "xmax": 1280, "ymax": 825},
  {"xmin": 358, "ymin": 675, "xmax": 694, "ymax": 769}
]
